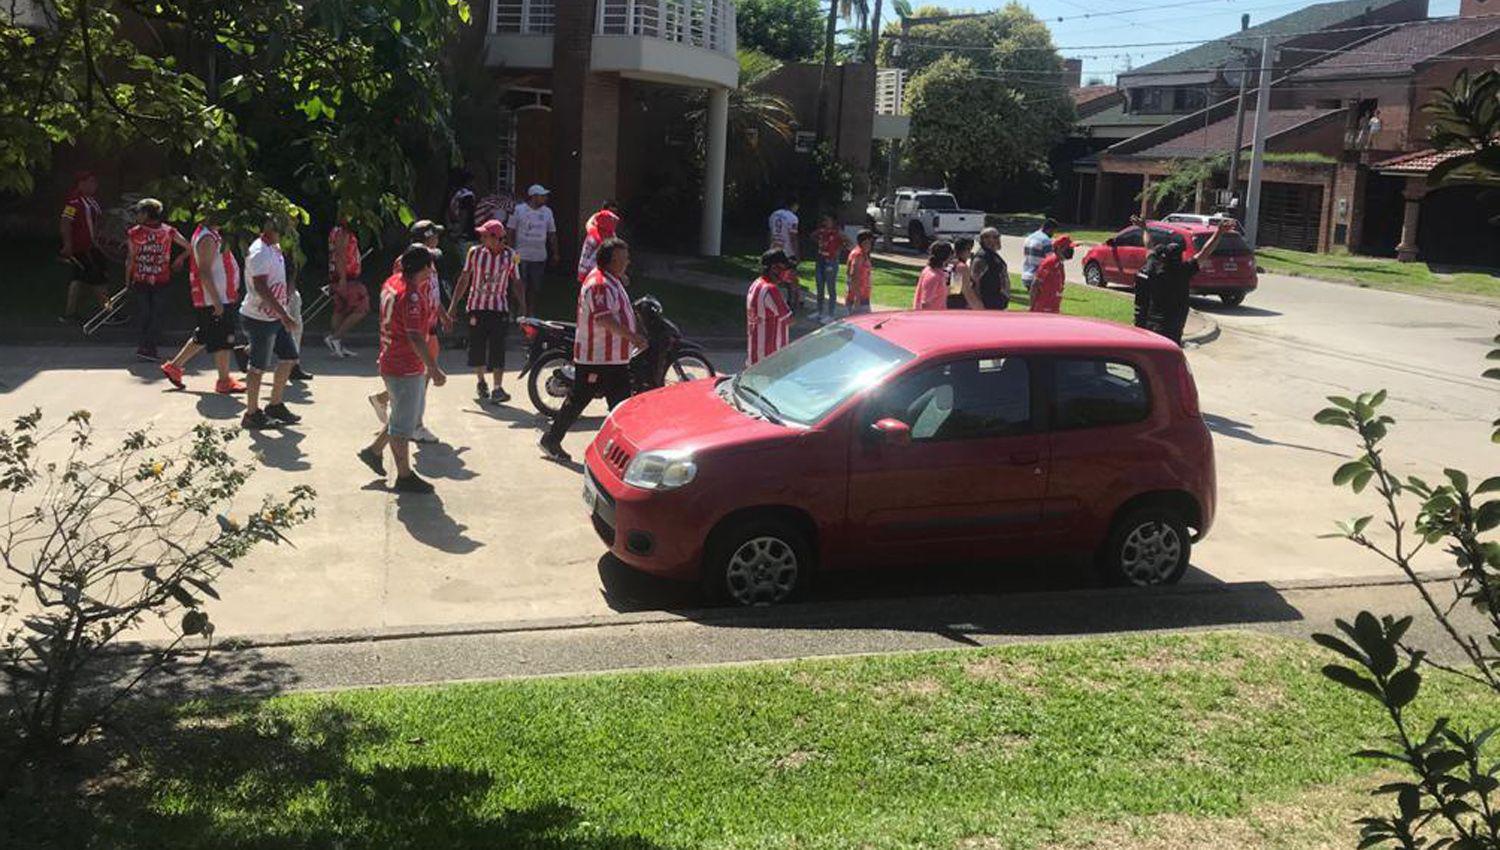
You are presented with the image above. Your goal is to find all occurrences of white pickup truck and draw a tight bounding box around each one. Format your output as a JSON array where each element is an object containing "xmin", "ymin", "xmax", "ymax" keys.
[{"xmin": 865, "ymin": 189, "xmax": 986, "ymax": 250}]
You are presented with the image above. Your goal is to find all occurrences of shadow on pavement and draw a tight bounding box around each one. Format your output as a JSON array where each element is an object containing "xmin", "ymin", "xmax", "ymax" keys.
[
  {"xmin": 246, "ymin": 428, "xmax": 311, "ymax": 472},
  {"xmin": 415, "ymin": 442, "xmax": 478, "ymax": 481},
  {"xmin": 395, "ymin": 491, "xmax": 483, "ymax": 554},
  {"xmin": 1189, "ymin": 296, "xmax": 1283, "ymax": 318},
  {"xmin": 1203, "ymin": 412, "xmax": 1344, "ymax": 456}
]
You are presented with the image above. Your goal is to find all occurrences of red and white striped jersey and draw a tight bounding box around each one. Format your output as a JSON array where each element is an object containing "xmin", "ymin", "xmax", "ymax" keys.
[
  {"xmin": 746, "ymin": 275, "xmax": 792, "ymax": 367},
  {"xmin": 462, "ymin": 244, "xmax": 517, "ymax": 313},
  {"xmin": 574, "ymin": 268, "xmax": 637, "ymax": 365}
]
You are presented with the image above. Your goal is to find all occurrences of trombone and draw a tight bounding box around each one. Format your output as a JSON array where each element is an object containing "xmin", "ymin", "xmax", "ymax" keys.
[{"xmin": 81, "ymin": 285, "xmax": 132, "ymax": 336}]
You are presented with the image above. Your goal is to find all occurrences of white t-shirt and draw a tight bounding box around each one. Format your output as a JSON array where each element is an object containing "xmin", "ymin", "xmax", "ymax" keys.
[
  {"xmin": 240, "ymin": 237, "xmax": 289, "ymax": 322},
  {"xmin": 768, "ymin": 208, "xmax": 799, "ymax": 255},
  {"xmin": 508, "ymin": 203, "xmax": 556, "ymax": 262}
]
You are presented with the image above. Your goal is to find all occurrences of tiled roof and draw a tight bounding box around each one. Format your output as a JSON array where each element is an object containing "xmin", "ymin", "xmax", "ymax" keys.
[
  {"xmin": 1133, "ymin": 108, "xmax": 1339, "ymax": 157},
  {"xmin": 1372, "ymin": 148, "xmax": 1466, "ymax": 173},
  {"xmin": 1071, "ymin": 85, "xmax": 1118, "ymax": 106},
  {"xmin": 1289, "ymin": 17, "xmax": 1500, "ymax": 78},
  {"xmin": 1118, "ymin": 0, "xmax": 1412, "ymax": 83}
]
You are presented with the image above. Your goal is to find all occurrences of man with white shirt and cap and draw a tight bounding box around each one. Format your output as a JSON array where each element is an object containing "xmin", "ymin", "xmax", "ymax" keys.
[{"xmin": 507, "ymin": 184, "xmax": 557, "ymax": 318}]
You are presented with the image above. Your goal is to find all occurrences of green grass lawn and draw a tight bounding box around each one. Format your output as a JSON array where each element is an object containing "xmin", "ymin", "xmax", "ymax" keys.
[
  {"xmin": 1257, "ymin": 246, "xmax": 1500, "ymax": 300},
  {"xmin": 689, "ymin": 253, "xmax": 1135, "ymax": 325},
  {"xmin": 11, "ymin": 632, "xmax": 1498, "ymax": 849}
]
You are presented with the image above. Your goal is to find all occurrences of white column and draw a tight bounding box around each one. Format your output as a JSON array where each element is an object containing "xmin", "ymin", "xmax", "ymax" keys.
[{"xmin": 700, "ymin": 85, "xmax": 729, "ymax": 256}]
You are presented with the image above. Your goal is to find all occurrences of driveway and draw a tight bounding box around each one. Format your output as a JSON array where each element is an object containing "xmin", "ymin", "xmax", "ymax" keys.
[{"xmin": 1, "ymin": 265, "xmax": 1494, "ymax": 641}]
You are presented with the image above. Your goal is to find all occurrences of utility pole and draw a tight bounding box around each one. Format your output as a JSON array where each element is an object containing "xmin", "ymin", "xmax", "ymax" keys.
[
  {"xmin": 1244, "ymin": 36, "xmax": 1273, "ymax": 248},
  {"xmin": 1224, "ymin": 50, "xmax": 1251, "ymax": 213}
]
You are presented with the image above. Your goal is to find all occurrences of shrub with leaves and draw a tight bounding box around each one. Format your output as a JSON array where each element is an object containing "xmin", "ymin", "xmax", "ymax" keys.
[
  {"xmin": 0, "ymin": 410, "xmax": 314, "ymax": 758},
  {"xmin": 1312, "ymin": 338, "xmax": 1500, "ymax": 848}
]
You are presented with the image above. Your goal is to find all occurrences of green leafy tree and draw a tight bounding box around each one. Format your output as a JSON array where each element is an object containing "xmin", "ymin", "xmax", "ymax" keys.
[
  {"xmin": 735, "ymin": 0, "xmax": 824, "ymax": 62},
  {"xmin": 1427, "ymin": 68, "xmax": 1500, "ymax": 188}
]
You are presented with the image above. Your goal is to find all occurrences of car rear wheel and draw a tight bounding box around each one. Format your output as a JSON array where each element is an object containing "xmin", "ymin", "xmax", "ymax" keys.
[
  {"xmin": 703, "ymin": 516, "xmax": 810, "ymax": 606},
  {"xmin": 1101, "ymin": 507, "xmax": 1191, "ymax": 587},
  {"xmin": 1084, "ymin": 261, "xmax": 1106, "ymax": 288},
  {"xmin": 908, "ymin": 222, "xmax": 930, "ymax": 252},
  {"xmin": 1219, "ymin": 292, "xmax": 1246, "ymax": 307}
]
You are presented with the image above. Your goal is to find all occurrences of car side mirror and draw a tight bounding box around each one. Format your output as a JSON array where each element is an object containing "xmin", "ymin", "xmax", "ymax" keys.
[{"xmin": 869, "ymin": 417, "xmax": 912, "ymax": 447}]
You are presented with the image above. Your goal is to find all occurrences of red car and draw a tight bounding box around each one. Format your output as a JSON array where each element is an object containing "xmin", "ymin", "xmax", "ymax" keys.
[
  {"xmin": 583, "ymin": 312, "xmax": 1216, "ymax": 605},
  {"xmin": 1081, "ymin": 220, "xmax": 1258, "ymax": 306}
]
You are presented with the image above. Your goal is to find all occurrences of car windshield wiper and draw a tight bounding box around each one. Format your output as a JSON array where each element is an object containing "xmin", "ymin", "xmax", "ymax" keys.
[{"xmin": 735, "ymin": 381, "xmax": 785, "ymax": 424}]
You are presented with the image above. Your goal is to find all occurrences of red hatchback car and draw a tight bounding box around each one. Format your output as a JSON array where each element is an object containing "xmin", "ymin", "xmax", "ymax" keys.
[
  {"xmin": 582, "ymin": 312, "xmax": 1216, "ymax": 605},
  {"xmin": 1081, "ymin": 220, "xmax": 1258, "ymax": 306}
]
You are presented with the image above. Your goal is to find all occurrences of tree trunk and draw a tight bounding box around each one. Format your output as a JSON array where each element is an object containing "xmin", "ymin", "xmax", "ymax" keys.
[
  {"xmin": 869, "ymin": 0, "xmax": 883, "ymax": 64},
  {"xmin": 814, "ymin": 1, "xmax": 839, "ymax": 143}
]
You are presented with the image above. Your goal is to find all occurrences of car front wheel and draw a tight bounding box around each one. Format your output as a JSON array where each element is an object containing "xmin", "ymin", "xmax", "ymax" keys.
[
  {"xmin": 1084, "ymin": 261, "xmax": 1106, "ymax": 288},
  {"xmin": 1101, "ymin": 507, "xmax": 1191, "ymax": 586},
  {"xmin": 703, "ymin": 516, "xmax": 811, "ymax": 606}
]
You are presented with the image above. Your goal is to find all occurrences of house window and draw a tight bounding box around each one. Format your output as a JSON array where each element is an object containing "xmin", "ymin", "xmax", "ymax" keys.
[
  {"xmin": 793, "ymin": 130, "xmax": 816, "ymax": 154},
  {"xmin": 1172, "ymin": 88, "xmax": 1206, "ymax": 112}
]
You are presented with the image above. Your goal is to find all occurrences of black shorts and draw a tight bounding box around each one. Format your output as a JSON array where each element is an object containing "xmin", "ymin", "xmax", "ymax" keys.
[
  {"xmin": 68, "ymin": 247, "xmax": 107, "ymax": 288},
  {"xmin": 193, "ymin": 306, "xmax": 236, "ymax": 353},
  {"xmin": 466, "ymin": 309, "xmax": 509, "ymax": 370}
]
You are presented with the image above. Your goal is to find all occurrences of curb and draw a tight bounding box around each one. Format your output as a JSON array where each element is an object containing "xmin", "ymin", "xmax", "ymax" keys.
[
  {"xmin": 108, "ymin": 568, "xmax": 1460, "ymax": 657},
  {"xmin": 1183, "ymin": 310, "xmax": 1221, "ymax": 346}
]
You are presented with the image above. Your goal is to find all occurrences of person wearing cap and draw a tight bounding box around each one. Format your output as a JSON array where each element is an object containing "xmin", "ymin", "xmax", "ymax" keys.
[
  {"xmin": 59, "ymin": 171, "xmax": 120, "ymax": 325},
  {"xmin": 448, "ymin": 219, "xmax": 523, "ymax": 403},
  {"xmin": 507, "ymin": 184, "xmax": 557, "ymax": 318},
  {"xmin": 1028, "ymin": 234, "xmax": 1074, "ymax": 314},
  {"xmin": 357, "ymin": 245, "xmax": 446, "ymax": 494},
  {"xmin": 125, "ymin": 198, "xmax": 190, "ymax": 361},
  {"xmin": 747, "ymin": 250, "xmax": 795, "ymax": 368},
  {"xmin": 577, "ymin": 201, "xmax": 621, "ymax": 283}
]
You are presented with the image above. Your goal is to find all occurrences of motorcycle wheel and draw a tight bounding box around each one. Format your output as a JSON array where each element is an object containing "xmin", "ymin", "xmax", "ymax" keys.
[
  {"xmin": 666, "ymin": 352, "xmax": 716, "ymax": 385},
  {"xmin": 527, "ymin": 350, "xmax": 573, "ymax": 418}
]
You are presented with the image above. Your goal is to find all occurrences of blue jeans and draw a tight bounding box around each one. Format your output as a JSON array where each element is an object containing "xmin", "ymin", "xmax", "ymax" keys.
[{"xmin": 814, "ymin": 258, "xmax": 840, "ymax": 315}]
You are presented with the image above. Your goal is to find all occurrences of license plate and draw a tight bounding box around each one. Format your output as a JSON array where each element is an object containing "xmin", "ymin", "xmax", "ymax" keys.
[
  {"xmin": 1224, "ymin": 262, "xmax": 1238, "ymax": 271},
  {"xmin": 582, "ymin": 475, "xmax": 600, "ymax": 512}
]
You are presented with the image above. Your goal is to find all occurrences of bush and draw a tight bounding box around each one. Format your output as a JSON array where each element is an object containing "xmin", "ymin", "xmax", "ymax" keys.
[{"xmin": 0, "ymin": 410, "xmax": 314, "ymax": 761}]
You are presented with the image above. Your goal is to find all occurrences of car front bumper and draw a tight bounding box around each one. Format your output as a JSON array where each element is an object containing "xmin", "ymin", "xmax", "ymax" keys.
[{"xmin": 583, "ymin": 448, "xmax": 707, "ymax": 581}]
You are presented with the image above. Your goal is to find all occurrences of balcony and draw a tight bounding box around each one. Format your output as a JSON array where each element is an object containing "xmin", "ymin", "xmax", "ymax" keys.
[{"xmin": 487, "ymin": 0, "xmax": 738, "ymax": 89}]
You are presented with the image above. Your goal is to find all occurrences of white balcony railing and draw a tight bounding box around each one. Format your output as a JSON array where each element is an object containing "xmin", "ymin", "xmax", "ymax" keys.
[
  {"xmin": 490, "ymin": 0, "xmax": 733, "ymax": 54},
  {"xmin": 876, "ymin": 68, "xmax": 906, "ymax": 116}
]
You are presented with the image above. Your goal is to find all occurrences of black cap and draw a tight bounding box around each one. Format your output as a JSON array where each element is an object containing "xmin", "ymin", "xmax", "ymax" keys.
[
  {"xmin": 409, "ymin": 219, "xmax": 444, "ymax": 240},
  {"xmin": 761, "ymin": 249, "xmax": 791, "ymax": 272}
]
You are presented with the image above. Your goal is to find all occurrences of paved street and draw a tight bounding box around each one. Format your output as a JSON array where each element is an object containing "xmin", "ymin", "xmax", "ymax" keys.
[{"xmin": 1, "ymin": 265, "xmax": 1495, "ymax": 643}]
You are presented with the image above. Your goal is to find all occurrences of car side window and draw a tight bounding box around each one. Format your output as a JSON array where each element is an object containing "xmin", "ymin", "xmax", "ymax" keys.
[
  {"xmin": 1113, "ymin": 228, "xmax": 1143, "ymax": 248},
  {"xmin": 1147, "ymin": 227, "xmax": 1182, "ymax": 248},
  {"xmin": 872, "ymin": 357, "xmax": 1031, "ymax": 442},
  {"xmin": 1052, "ymin": 359, "xmax": 1149, "ymax": 430}
]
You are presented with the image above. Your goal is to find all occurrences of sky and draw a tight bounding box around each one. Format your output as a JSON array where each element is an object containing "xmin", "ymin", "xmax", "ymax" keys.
[{"xmin": 959, "ymin": 0, "xmax": 1461, "ymax": 82}]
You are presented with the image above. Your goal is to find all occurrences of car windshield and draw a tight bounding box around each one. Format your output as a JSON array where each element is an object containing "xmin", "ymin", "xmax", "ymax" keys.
[
  {"xmin": 1193, "ymin": 232, "xmax": 1253, "ymax": 256},
  {"xmin": 733, "ymin": 325, "xmax": 916, "ymax": 426},
  {"xmin": 917, "ymin": 195, "xmax": 958, "ymax": 210}
]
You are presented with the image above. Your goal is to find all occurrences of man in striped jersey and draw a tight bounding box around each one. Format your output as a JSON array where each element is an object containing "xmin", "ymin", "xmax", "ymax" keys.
[
  {"xmin": 448, "ymin": 219, "xmax": 524, "ymax": 403},
  {"xmin": 746, "ymin": 249, "xmax": 794, "ymax": 368},
  {"xmin": 539, "ymin": 237, "xmax": 645, "ymax": 464}
]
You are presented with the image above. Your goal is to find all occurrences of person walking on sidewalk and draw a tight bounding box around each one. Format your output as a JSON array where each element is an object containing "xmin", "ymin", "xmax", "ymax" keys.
[
  {"xmin": 768, "ymin": 200, "xmax": 799, "ymax": 258},
  {"xmin": 160, "ymin": 211, "xmax": 244, "ymax": 394},
  {"xmin": 357, "ymin": 245, "xmax": 446, "ymax": 494},
  {"xmin": 845, "ymin": 230, "xmax": 874, "ymax": 315},
  {"xmin": 810, "ymin": 215, "xmax": 848, "ymax": 321},
  {"xmin": 448, "ymin": 219, "xmax": 524, "ymax": 403},
  {"xmin": 367, "ymin": 223, "xmax": 447, "ymax": 443},
  {"xmin": 747, "ymin": 249, "xmax": 795, "ymax": 368},
  {"xmin": 1020, "ymin": 218, "xmax": 1056, "ymax": 294},
  {"xmin": 125, "ymin": 198, "xmax": 189, "ymax": 361},
  {"xmin": 508, "ymin": 185, "xmax": 557, "ymax": 317},
  {"xmin": 971, "ymin": 227, "xmax": 1010, "ymax": 311},
  {"xmin": 577, "ymin": 201, "xmax": 621, "ymax": 283},
  {"xmin": 913, "ymin": 241, "xmax": 953, "ymax": 311},
  {"xmin": 239, "ymin": 216, "xmax": 304, "ymax": 430},
  {"xmin": 325, "ymin": 215, "xmax": 367, "ymax": 357},
  {"xmin": 539, "ymin": 237, "xmax": 645, "ymax": 464},
  {"xmin": 1029, "ymin": 235, "xmax": 1074, "ymax": 314},
  {"xmin": 59, "ymin": 170, "xmax": 119, "ymax": 325}
]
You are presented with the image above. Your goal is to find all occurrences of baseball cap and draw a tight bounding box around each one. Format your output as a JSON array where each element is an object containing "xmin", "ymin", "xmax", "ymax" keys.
[
  {"xmin": 409, "ymin": 219, "xmax": 444, "ymax": 240},
  {"xmin": 527, "ymin": 184, "xmax": 550, "ymax": 197},
  {"xmin": 476, "ymin": 219, "xmax": 506, "ymax": 238}
]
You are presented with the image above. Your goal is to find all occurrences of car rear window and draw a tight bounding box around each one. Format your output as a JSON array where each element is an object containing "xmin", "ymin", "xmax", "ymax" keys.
[
  {"xmin": 1193, "ymin": 232, "xmax": 1253, "ymax": 256},
  {"xmin": 1052, "ymin": 359, "xmax": 1149, "ymax": 430},
  {"xmin": 917, "ymin": 195, "xmax": 958, "ymax": 210}
]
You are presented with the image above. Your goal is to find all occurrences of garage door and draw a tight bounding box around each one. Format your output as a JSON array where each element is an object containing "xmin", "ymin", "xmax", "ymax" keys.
[{"xmin": 1257, "ymin": 183, "xmax": 1323, "ymax": 252}]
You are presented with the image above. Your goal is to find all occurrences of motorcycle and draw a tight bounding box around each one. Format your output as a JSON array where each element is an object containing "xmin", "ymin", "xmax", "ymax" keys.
[{"xmin": 518, "ymin": 295, "xmax": 717, "ymax": 418}]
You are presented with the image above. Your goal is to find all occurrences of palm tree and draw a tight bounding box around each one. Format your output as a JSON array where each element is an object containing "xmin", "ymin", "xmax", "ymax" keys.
[
  {"xmin": 687, "ymin": 51, "xmax": 796, "ymax": 190},
  {"xmin": 1427, "ymin": 68, "xmax": 1500, "ymax": 187},
  {"xmin": 815, "ymin": 1, "xmax": 870, "ymax": 142}
]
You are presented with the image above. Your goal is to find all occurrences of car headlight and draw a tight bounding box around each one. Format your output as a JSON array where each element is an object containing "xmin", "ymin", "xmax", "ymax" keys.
[{"xmin": 623, "ymin": 450, "xmax": 698, "ymax": 491}]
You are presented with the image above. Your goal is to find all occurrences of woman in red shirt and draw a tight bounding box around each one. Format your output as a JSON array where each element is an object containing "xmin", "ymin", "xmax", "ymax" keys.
[
  {"xmin": 810, "ymin": 215, "xmax": 848, "ymax": 322},
  {"xmin": 845, "ymin": 229, "xmax": 875, "ymax": 315},
  {"xmin": 912, "ymin": 240, "xmax": 953, "ymax": 311}
]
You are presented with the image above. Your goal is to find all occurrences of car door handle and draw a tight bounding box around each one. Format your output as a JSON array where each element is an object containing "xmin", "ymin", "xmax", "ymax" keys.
[{"xmin": 1009, "ymin": 451, "xmax": 1040, "ymax": 465}]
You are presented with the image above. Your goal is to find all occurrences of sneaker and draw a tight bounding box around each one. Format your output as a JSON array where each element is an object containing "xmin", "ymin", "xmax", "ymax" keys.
[
  {"xmin": 290, "ymin": 365, "xmax": 314, "ymax": 382},
  {"xmin": 539, "ymin": 436, "xmax": 572, "ymax": 464},
  {"xmin": 337, "ymin": 342, "xmax": 357, "ymax": 358},
  {"xmin": 160, "ymin": 363, "xmax": 186, "ymax": 390},
  {"xmin": 476, "ymin": 379, "xmax": 489, "ymax": 401},
  {"xmin": 357, "ymin": 446, "xmax": 386, "ymax": 477},
  {"xmin": 490, "ymin": 386, "xmax": 511, "ymax": 404},
  {"xmin": 368, "ymin": 393, "xmax": 389, "ymax": 425},
  {"xmin": 57, "ymin": 314, "xmax": 77, "ymax": 325},
  {"xmin": 240, "ymin": 409, "xmax": 274, "ymax": 430},
  {"xmin": 392, "ymin": 473, "xmax": 435, "ymax": 494},
  {"xmin": 324, "ymin": 335, "xmax": 342, "ymax": 356},
  {"xmin": 264, "ymin": 402, "xmax": 302, "ymax": 425},
  {"xmin": 412, "ymin": 425, "xmax": 439, "ymax": 444},
  {"xmin": 214, "ymin": 377, "xmax": 246, "ymax": 395}
]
